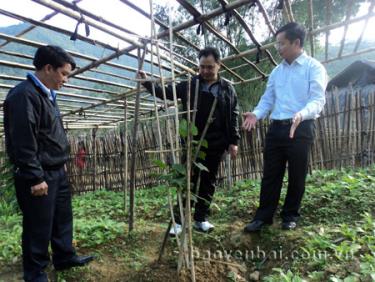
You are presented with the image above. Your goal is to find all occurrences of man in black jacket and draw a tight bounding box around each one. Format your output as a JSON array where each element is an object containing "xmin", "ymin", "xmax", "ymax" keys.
[
  {"xmin": 138, "ymin": 47, "xmax": 240, "ymax": 235},
  {"xmin": 4, "ymin": 45, "xmax": 93, "ymax": 282}
]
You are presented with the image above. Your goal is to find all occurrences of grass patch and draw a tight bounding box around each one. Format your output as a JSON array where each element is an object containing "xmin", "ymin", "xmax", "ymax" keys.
[{"xmin": 0, "ymin": 167, "xmax": 374, "ymax": 281}]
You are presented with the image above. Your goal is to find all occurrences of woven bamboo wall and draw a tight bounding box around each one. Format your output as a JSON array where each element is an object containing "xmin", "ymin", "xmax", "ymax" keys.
[
  {"xmin": 65, "ymin": 85, "xmax": 375, "ymax": 194},
  {"xmin": 0, "ymin": 86, "xmax": 373, "ymax": 193}
]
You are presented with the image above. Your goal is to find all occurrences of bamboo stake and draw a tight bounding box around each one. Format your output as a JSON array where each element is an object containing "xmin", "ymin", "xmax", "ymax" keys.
[
  {"xmin": 123, "ymin": 99, "xmax": 128, "ymax": 213},
  {"xmin": 149, "ymin": 0, "xmax": 164, "ymax": 163},
  {"xmin": 92, "ymin": 128, "xmax": 97, "ymax": 191},
  {"xmin": 166, "ymin": 9, "xmax": 181, "ymax": 166},
  {"xmin": 128, "ymin": 47, "xmax": 146, "ymax": 232},
  {"xmin": 185, "ymin": 75, "xmax": 196, "ymax": 280}
]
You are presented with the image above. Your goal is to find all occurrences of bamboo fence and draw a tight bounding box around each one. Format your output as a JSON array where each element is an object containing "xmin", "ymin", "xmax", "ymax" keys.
[{"xmin": 62, "ymin": 85, "xmax": 375, "ymax": 194}]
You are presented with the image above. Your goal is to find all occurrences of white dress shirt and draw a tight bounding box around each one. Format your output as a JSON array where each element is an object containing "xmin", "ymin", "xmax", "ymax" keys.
[{"xmin": 252, "ymin": 52, "xmax": 328, "ymax": 121}]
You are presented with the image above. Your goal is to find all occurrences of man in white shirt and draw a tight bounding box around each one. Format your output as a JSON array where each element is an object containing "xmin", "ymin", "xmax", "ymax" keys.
[{"xmin": 242, "ymin": 22, "xmax": 327, "ymax": 232}]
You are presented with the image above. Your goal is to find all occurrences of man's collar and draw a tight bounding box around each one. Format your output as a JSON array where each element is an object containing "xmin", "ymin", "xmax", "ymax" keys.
[
  {"xmin": 281, "ymin": 51, "xmax": 307, "ymax": 66},
  {"xmin": 27, "ymin": 72, "xmax": 56, "ymax": 101}
]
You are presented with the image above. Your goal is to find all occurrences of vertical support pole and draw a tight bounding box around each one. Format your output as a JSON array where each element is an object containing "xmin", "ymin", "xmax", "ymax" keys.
[
  {"xmin": 92, "ymin": 127, "xmax": 97, "ymax": 191},
  {"xmin": 226, "ymin": 153, "xmax": 232, "ymax": 190},
  {"xmin": 123, "ymin": 99, "xmax": 128, "ymax": 213},
  {"xmin": 129, "ymin": 47, "xmax": 146, "ymax": 232}
]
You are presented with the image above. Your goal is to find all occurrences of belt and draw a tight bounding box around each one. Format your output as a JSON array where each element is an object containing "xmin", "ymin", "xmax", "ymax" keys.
[{"xmin": 271, "ymin": 119, "xmax": 293, "ymax": 126}]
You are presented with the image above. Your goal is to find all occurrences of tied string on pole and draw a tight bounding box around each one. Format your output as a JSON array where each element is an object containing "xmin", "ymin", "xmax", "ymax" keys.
[
  {"xmin": 255, "ymin": 46, "xmax": 262, "ymax": 64},
  {"xmin": 70, "ymin": 2, "xmax": 90, "ymax": 41},
  {"xmin": 276, "ymin": 0, "xmax": 284, "ymax": 10},
  {"xmin": 195, "ymin": 16, "xmax": 205, "ymax": 35},
  {"xmin": 220, "ymin": 2, "xmax": 233, "ymax": 26}
]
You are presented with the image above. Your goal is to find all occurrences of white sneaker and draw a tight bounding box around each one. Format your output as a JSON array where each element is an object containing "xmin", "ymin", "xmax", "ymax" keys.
[
  {"xmin": 169, "ymin": 223, "xmax": 182, "ymax": 236},
  {"xmin": 194, "ymin": 221, "xmax": 214, "ymax": 232}
]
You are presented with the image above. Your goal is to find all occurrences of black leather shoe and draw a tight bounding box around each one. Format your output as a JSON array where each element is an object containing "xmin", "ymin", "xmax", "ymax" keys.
[
  {"xmin": 54, "ymin": 255, "xmax": 94, "ymax": 271},
  {"xmin": 244, "ymin": 220, "xmax": 266, "ymax": 233},
  {"xmin": 282, "ymin": 221, "xmax": 297, "ymax": 230}
]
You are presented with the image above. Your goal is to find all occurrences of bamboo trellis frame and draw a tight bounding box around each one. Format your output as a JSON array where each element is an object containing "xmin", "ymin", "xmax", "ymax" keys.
[{"xmin": 0, "ymin": 0, "xmax": 373, "ymax": 129}]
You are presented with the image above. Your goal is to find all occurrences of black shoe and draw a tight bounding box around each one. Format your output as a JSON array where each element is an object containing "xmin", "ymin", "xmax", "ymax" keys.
[
  {"xmin": 54, "ymin": 255, "xmax": 94, "ymax": 271},
  {"xmin": 282, "ymin": 221, "xmax": 297, "ymax": 230},
  {"xmin": 244, "ymin": 220, "xmax": 266, "ymax": 233}
]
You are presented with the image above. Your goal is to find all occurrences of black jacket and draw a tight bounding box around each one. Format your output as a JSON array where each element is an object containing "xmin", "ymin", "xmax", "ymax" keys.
[
  {"xmin": 143, "ymin": 75, "xmax": 240, "ymax": 147},
  {"xmin": 4, "ymin": 77, "xmax": 69, "ymax": 186}
]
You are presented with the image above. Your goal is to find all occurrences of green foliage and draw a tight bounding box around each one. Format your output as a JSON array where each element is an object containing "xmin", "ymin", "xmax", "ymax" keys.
[
  {"xmin": 153, "ymin": 118, "xmax": 208, "ymax": 195},
  {"xmin": 0, "ymin": 152, "xmax": 22, "ymax": 265},
  {"xmin": 264, "ymin": 268, "xmax": 307, "ymax": 282}
]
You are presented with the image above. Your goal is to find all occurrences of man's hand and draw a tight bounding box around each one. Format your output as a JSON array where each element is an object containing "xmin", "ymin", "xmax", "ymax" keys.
[
  {"xmin": 137, "ymin": 70, "xmax": 147, "ymax": 80},
  {"xmin": 31, "ymin": 181, "xmax": 48, "ymax": 196},
  {"xmin": 228, "ymin": 144, "xmax": 238, "ymax": 160},
  {"xmin": 289, "ymin": 112, "xmax": 303, "ymax": 138},
  {"xmin": 242, "ymin": 112, "xmax": 257, "ymax": 131}
]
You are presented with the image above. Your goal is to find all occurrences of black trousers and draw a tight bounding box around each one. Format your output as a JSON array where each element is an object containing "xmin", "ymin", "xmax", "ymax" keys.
[
  {"xmin": 14, "ymin": 167, "xmax": 76, "ymax": 282},
  {"xmin": 175, "ymin": 148, "xmax": 225, "ymax": 224},
  {"xmin": 253, "ymin": 120, "xmax": 315, "ymax": 223}
]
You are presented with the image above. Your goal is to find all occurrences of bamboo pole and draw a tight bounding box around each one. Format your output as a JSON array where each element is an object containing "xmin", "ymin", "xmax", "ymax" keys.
[
  {"xmin": 128, "ymin": 47, "xmax": 147, "ymax": 232},
  {"xmin": 255, "ymin": 0, "xmax": 276, "ymax": 35},
  {"xmin": 123, "ymin": 99, "xmax": 128, "ymax": 213},
  {"xmin": 149, "ymin": 0, "xmax": 164, "ymax": 163},
  {"xmin": 92, "ymin": 128, "xmax": 97, "ymax": 191},
  {"xmin": 284, "ymin": 0, "xmax": 295, "ymax": 22},
  {"xmin": 185, "ymin": 75, "xmax": 196, "ymax": 281}
]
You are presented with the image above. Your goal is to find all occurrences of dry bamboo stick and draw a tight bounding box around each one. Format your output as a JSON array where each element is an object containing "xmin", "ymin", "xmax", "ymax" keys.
[
  {"xmin": 123, "ymin": 99, "xmax": 128, "ymax": 212},
  {"xmin": 184, "ymin": 75, "xmax": 196, "ymax": 280},
  {"xmin": 255, "ymin": 0, "xmax": 276, "ymax": 35},
  {"xmin": 128, "ymin": 47, "xmax": 146, "ymax": 232},
  {"xmin": 148, "ymin": 2, "xmax": 164, "ymax": 164}
]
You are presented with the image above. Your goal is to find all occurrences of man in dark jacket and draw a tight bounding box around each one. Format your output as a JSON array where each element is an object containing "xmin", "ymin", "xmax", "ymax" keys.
[
  {"xmin": 4, "ymin": 45, "xmax": 93, "ymax": 282},
  {"xmin": 138, "ymin": 47, "xmax": 240, "ymax": 235}
]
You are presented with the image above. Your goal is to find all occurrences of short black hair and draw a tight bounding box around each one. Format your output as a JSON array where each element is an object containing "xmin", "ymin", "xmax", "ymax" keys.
[
  {"xmin": 33, "ymin": 45, "xmax": 76, "ymax": 71},
  {"xmin": 198, "ymin": 47, "xmax": 221, "ymax": 62},
  {"xmin": 276, "ymin": 22, "xmax": 306, "ymax": 47}
]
